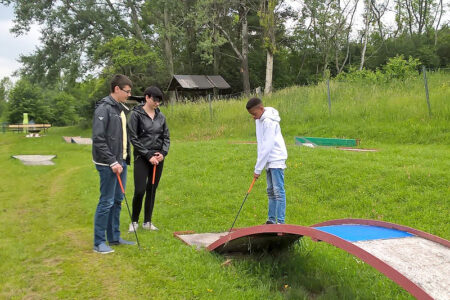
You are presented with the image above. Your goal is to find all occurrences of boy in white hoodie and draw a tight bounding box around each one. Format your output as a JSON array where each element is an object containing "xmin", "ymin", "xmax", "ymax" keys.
[{"xmin": 246, "ymin": 98, "xmax": 288, "ymax": 224}]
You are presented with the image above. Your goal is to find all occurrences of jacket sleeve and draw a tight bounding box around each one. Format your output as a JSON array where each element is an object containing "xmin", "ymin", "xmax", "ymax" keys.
[
  {"xmin": 92, "ymin": 104, "xmax": 117, "ymax": 166},
  {"xmin": 127, "ymin": 111, "xmax": 151, "ymax": 160},
  {"xmin": 254, "ymin": 120, "xmax": 276, "ymax": 174},
  {"xmin": 161, "ymin": 117, "xmax": 170, "ymax": 157}
]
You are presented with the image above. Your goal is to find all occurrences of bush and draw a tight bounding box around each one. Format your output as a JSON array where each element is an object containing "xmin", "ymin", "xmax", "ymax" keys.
[
  {"xmin": 383, "ymin": 55, "xmax": 421, "ymax": 80},
  {"xmin": 336, "ymin": 55, "xmax": 421, "ymax": 83},
  {"xmin": 335, "ymin": 66, "xmax": 384, "ymax": 83}
]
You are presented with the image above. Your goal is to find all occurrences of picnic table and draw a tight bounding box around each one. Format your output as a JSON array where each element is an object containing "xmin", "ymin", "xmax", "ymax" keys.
[{"xmin": 3, "ymin": 123, "xmax": 52, "ymax": 134}]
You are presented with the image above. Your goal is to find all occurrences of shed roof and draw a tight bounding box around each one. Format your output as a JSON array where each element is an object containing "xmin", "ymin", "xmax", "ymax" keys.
[
  {"xmin": 206, "ymin": 75, "xmax": 231, "ymax": 89},
  {"xmin": 168, "ymin": 75, "xmax": 231, "ymax": 90}
]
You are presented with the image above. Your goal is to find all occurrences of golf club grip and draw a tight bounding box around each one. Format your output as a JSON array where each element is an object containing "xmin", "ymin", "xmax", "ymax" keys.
[
  {"xmin": 247, "ymin": 177, "xmax": 256, "ymax": 194},
  {"xmin": 116, "ymin": 173, "xmax": 125, "ymax": 194},
  {"xmin": 152, "ymin": 164, "xmax": 156, "ymax": 184}
]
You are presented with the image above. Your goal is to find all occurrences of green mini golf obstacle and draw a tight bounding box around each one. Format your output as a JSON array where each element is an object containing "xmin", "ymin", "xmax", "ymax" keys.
[{"xmin": 295, "ymin": 136, "xmax": 359, "ymax": 147}]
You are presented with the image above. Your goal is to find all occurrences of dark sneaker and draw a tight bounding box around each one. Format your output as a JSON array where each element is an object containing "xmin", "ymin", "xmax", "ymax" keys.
[
  {"xmin": 93, "ymin": 243, "xmax": 115, "ymax": 254},
  {"xmin": 109, "ymin": 238, "xmax": 136, "ymax": 246},
  {"xmin": 265, "ymin": 220, "xmax": 275, "ymax": 225}
]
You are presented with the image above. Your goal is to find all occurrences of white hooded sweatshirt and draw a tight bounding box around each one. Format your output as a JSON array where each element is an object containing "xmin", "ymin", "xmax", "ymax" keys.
[{"xmin": 254, "ymin": 107, "xmax": 288, "ymax": 174}]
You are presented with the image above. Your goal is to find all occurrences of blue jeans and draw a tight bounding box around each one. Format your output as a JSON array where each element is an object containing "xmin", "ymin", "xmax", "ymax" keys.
[
  {"xmin": 94, "ymin": 163, "xmax": 127, "ymax": 246},
  {"xmin": 266, "ymin": 168, "xmax": 286, "ymax": 224}
]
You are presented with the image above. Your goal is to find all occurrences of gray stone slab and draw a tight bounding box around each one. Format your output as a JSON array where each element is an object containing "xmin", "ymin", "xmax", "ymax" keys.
[
  {"xmin": 12, "ymin": 155, "xmax": 56, "ymax": 165},
  {"xmin": 71, "ymin": 137, "xmax": 92, "ymax": 145},
  {"xmin": 63, "ymin": 136, "xmax": 79, "ymax": 143}
]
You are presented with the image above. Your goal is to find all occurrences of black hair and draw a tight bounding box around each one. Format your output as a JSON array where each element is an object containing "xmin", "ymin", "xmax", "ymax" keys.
[
  {"xmin": 144, "ymin": 86, "xmax": 163, "ymax": 102},
  {"xmin": 246, "ymin": 97, "xmax": 262, "ymax": 110},
  {"xmin": 110, "ymin": 74, "xmax": 132, "ymax": 93}
]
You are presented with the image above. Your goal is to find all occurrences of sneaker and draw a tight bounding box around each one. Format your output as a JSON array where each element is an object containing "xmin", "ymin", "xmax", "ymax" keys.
[
  {"xmin": 109, "ymin": 238, "xmax": 136, "ymax": 246},
  {"xmin": 265, "ymin": 220, "xmax": 276, "ymax": 225},
  {"xmin": 93, "ymin": 242, "xmax": 115, "ymax": 254},
  {"xmin": 128, "ymin": 222, "xmax": 138, "ymax": 233},
  {"xmin": 143, "ymin": 222, "xmax": 158, "ymax": 231}
]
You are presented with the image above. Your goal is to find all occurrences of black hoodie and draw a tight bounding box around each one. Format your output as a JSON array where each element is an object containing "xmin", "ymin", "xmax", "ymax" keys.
[
  {"xmin": 92, "ymin": 95, "xmax": 131, "ymax": 166},
  {"xmin": 127, "ymin": 104, "xmax": 170, "ymax": 161}
]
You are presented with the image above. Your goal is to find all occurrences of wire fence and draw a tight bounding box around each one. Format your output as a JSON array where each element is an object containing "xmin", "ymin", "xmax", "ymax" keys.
[{"xmin": 193, "ymin": 67, "xmax": 448, "ymax": 120}]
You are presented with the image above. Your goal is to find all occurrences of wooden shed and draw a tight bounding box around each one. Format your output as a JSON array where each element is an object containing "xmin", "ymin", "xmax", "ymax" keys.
[{"xmin": 167, "ymin": 75, "xmax": 231, "ymax": 101}]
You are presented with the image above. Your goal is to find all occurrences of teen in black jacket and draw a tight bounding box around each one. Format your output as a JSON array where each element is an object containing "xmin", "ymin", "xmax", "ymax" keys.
[
  {"xmin": 127, "ymin": 86, "xmax": 170, "ymax": 232},
  {"xmin": 92, "ymin": 74, "xmax": 135, "ymax": 254}
]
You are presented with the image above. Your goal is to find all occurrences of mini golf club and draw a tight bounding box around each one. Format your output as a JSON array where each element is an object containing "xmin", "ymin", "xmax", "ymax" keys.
[
  {"xmin": 116, "ymin": 172, "xmax": 141, "ymax": 250},
  {"xmin": 229, "ymin": 177, "xmax": 257, "ymax": 233}
]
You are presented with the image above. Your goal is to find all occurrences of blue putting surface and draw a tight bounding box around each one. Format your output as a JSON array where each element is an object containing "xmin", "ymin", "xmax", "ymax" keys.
[{"xmin": 313, "ymin": 225, "xmax": 414, "ymax": 242}]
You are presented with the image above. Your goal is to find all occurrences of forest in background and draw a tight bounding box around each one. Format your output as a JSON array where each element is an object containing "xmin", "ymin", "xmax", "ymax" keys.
[{"xmin": 0, "ymin": 0, "xmax": 448, "ymax": 125}]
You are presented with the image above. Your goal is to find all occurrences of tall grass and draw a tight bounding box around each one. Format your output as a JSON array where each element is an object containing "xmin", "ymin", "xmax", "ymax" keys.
[{"xmin": 163, "ymin": 71, "xmax": 449, "ymax": 145}]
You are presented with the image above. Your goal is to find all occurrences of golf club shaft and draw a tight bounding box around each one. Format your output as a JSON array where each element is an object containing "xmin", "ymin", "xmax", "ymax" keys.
[
  {"xmin": 152, "ymin": 163, "xmax": 156, "ymax": 184},
  {"xmin": 116, "ymin": 173, "xmax": 141, "ymax": 249},
  {"xmin": 148, "ymin": 164, "xmax": 157, "ymax": 226},
  {"xmin": 229, "ymin": 177, "xmax": 257, "ymax": 233}
]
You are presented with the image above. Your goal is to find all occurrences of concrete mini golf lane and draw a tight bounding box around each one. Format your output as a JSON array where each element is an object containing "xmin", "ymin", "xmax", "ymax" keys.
[{"xmin": 175, "ymin": 219, "xmax": 449, "ymax": 300}]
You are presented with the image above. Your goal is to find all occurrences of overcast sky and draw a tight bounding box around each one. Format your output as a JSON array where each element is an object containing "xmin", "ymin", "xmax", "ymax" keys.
[{"xmin": 0, "ymin": 4, "xmax": 41, "ymax": 81}]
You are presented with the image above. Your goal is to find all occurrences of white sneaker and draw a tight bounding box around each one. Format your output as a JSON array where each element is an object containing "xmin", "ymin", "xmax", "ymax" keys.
[
  {"xmin": 143, "ymin": 222, "xmax": 158, "ymax": 231},
  {"xmin": 128, "ymin": 222, "xmax": 139, "ymax": 233}
]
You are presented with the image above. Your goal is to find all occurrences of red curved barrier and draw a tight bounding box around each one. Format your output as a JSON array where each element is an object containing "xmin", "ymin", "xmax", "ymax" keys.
[{"xmin": 207, "ymin": 221, "xmax": 442, "ymax": 300}]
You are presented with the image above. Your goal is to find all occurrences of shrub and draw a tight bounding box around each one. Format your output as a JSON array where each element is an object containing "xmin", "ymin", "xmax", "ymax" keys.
[
  {"xmin": 336, "ymin": 55, "xmax": 421, "ymax": 83},
  {"xmin": 383, "ymin": 55, "xmax": 421, "ymax": 80}
]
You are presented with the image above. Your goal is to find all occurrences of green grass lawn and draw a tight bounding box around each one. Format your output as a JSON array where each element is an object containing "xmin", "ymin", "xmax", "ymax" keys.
[{"xmin": 0, "ymin": 74, "xmax": 449, "ymax": 299}]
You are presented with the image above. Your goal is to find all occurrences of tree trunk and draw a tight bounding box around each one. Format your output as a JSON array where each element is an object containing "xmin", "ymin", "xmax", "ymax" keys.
[
  {"xmin": 240, "ymin": 1, "xmax": 251, "ymax": 95},
  {"xmin": 183, "ymin": 0, "xmax": 196, "ymax": 73},
  {"xmin": 129, "ymin": 2, "xmax": 144, "ymax": 41},
  {"xmin": 262, "ymin": 0, "xmax": 277, "ymax": 95},
  {"xmin": 163, "ymin": 2, "xmax": 174, "ymax": 76},
  {"xmin": 360, "ymin": 0, "xmax": 371, "ymax": 70},
  {"xmin": 264, "ymin": 51, "xmax": 274, "ymax": 94},
  {"xmin": 434, "ymin": 0, "xmax": 443, "ymax": 46}
]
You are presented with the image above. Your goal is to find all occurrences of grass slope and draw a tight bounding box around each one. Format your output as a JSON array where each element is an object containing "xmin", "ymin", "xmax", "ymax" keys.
[{"xmin": 0, "ymin": 73, "xmax": 448, "ymax": 299}]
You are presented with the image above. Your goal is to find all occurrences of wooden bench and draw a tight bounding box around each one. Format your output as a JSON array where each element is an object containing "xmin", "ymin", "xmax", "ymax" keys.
[{"xmin": 6, "ymin": 124, "xmax": 52, "ymax": 134}]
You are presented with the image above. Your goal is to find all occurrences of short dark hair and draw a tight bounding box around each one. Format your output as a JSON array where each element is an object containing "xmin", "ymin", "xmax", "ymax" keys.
[
  {"xmin": 246, "ymin": 97, "xmax": 262, "ymax": 110},
  {"xmin": 110, "ymin": 74, "xmax": 132, "ymax": 93},
  {"xmin": 144, "ymin": 86, "xmax": 163, "ymax": 102}
]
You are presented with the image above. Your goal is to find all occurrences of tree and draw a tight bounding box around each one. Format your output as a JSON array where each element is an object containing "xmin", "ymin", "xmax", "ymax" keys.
[
  {"xmin": 2, "ymin": 1, "xmax": 155, "ymax": 87},
  {"xmin": 360, "ymin": 0, "xmax": 372, "ymax": 70},
  {"xmin": 47, "ymin": 92, "xmax": 78, "ymax": 126},
  {"xmin": 0, "ymin": 77, "xmax": 12, "ymax": 119},
  {"xmin": 7, "ymin": 80, "xmax": 51, "ymax": 124},
  {"xmin": 94, "ymin": 36, "xmax": 167, "ymax": 90},
  {"xmin": 259, "ymin": 0, "xmax": 279, "ymax": 94}
]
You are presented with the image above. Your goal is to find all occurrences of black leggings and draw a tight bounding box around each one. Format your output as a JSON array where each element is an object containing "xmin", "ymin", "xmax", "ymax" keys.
[{"xmin": 131, "ymin": 156, "xmax": 164, "ymax": 223}]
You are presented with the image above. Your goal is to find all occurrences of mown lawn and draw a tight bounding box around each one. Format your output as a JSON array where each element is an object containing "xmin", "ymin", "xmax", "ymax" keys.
[{"xmin": 1, "ymin": 74, "xmax": 449, "ymax": 299}]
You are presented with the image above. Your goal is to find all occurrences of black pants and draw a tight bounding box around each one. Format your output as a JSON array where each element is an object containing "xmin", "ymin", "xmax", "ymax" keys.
[{"xmin": 131, "ymin": 156, "xmax": 164, "ymax": 223}]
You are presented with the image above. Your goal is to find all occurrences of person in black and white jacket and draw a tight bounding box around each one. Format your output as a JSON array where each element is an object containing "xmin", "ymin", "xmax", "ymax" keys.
[{"xmin": 127, "ymin": 86, "xmax": 170, "ymax": 232}]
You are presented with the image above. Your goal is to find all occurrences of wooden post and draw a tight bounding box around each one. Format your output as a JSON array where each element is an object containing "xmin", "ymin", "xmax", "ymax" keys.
[
  {"xmin": 208, "ymin": 94, "xmax": 213, "ymax": 121},
  {"xmin": 422, "ymin": 66, "xmax": 432, "ymax": 117},
  {"xmin": 327, "ymin": 79, "xmax": 331, "ymax": 115}
]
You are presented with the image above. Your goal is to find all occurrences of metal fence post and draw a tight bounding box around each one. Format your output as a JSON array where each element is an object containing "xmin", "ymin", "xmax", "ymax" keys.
[
  {"xmin": 327, "ymin": 79, "xmax": 331, "ymax": 115},
  {"xmin": 422, "ymin": 66, "xmax": 432, "ymax": 117}
]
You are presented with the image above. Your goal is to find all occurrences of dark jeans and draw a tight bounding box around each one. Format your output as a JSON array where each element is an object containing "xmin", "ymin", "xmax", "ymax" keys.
[
  {"xmin": 131, "ymin": 156, "xmax": 164, "ymax": 223},
  {"xmin": 94, "ymin": 162, "xmax": 127, "ymax": 246}
]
